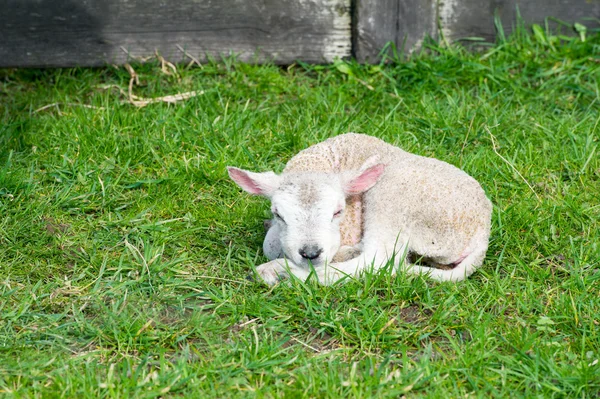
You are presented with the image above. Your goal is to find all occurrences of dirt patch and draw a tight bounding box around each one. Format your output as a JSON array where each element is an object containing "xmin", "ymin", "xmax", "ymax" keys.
[
  {"xmin": 44, "ymin": 217, "xmax": 70, "ymax": 236},
  {"xmin": 279, "ymin": 327, "xmax": 337, "ymax": 353},
  {"xmin": 229, "ymin": 316, "xmax": 261, "ymax": 334},
  {"xmin": 398, "ymin": 304, "xmax": 432, "ymax": 325},
  {"xmin": 306, "ymin": 326, "xmax": 336, "ymax": 352},
  {"xmin": 543, "ymin": 254, "xmax": 567, "ymax": 269},
  {"xmin": 539, "ymin": 254, "xmax": 573, "ymax": 278},
  {"xmin": 157, "ymin": 303, "xmax": 204, "ymax": 325}
]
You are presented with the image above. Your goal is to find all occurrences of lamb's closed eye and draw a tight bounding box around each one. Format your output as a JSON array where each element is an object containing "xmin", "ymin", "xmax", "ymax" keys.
[{"xmin": 273, "ymin": 210, "xmax": 286, "ymax": 224}]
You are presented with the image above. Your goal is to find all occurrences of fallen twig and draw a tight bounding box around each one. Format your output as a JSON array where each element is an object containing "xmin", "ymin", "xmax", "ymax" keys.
[
  {"xmin": 124, "ymin": 63, "xmax": 140, "ymax": 104},
  {"xmin": 97, "ymin": 77, "xmax": 203, "ymax": 108},
  {"xmin": 34, "ymin": 103, "xmax": 105, "ymax": 113},
  {"xmin": 354, "ymin": 77, "xmax": 402, "ymax": 100},
  {"xmin": 129, "ymin": 90, "xmax": 204, "ymax": 107},
  {"xmin": 290, "ymin": 336, "xmax": 320, "ymax": 353},
  {"xmin": 120, "ymin": 46, "xmax": 154, "ymax": 63},
  {"xmin": 487, "ymin": 126, "xmax": 542, "ymax": 203},
  {"xmin": 183, "ymin": 274, "xmax": 250, "ymax": 284},
  {"xmin": 238, "ymin": 318, "xmax": 260, "ymax": 328},
  {"xmin": 155, "ymin": 50, "xmax": 179, "ymax": 77},
  {"xmin": 176, "ymin": 44, "xmax": 203, "ymax": 68}
]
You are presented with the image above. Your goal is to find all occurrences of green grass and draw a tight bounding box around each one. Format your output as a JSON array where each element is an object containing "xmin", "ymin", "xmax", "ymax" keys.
[{"xmin": 1, "ymin": 23, "xmax": 599, "ymax": 397}]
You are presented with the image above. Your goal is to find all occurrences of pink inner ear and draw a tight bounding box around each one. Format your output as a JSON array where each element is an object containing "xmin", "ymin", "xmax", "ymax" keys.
[
  {"xmin": 346, "ymin": 164, "xmax": 385, "ymax": 194},
  {"xmin": 228, "ymin": 167, "xmax": 264, "ymax": 195}
]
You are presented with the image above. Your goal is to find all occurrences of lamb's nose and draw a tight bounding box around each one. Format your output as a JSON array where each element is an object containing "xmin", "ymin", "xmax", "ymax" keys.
[{"xmin": 299, "ymin": 245, "xmax": 323, "ymax": 260}]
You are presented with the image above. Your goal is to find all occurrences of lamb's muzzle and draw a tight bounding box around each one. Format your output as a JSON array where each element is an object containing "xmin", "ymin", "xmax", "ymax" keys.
[{"xmin": 299, "ymin": 245, "xmax": 322, "ymax": 260}]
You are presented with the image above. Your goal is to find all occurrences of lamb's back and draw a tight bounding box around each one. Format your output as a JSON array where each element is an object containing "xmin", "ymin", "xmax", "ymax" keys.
[{"xmin": 283, "ymin": 133, "xmax": 399, "ymax": 174}]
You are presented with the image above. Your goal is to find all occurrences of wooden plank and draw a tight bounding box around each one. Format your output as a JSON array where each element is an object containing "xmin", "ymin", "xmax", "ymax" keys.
[
  {"xmin": 0, "ymin": 0, "xmax": 351, "ymax": 68},
  {"xmin": 356, "ymin": 0, "xmax": 599, "ymax": 62},
  {"xmin": 354, "ymin": 0, "xmax": 436, "ymax": 62},
  {"xmin": 439, "ymin": 0, "xmax": 600, "ymax": 43}
]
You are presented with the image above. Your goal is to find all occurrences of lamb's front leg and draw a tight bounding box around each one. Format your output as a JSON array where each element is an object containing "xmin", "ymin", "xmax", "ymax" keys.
[
  {"xmin": 254, "ymin": 257, "xmax": 363, "ymax": 286},
  {"xmin": 316, "ymin": 242, "xmax": 406, "ymax": 285},
  {"xmin": 254, "ymin": 258, "xmax": 311, "ymax": 285},
  {"xmin": 315, "ymin": 255, "xmax": 380, "ymax": 285},
  {"xmin": 255, "ymin": 243, "xmax": 404, "ymax": 286},
  {"xmin": 252, "ymin": 245, "xmax": 362, "ymax": 286}
]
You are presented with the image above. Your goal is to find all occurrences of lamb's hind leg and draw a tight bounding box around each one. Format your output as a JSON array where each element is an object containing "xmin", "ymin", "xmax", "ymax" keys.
[{"xmin": 405, "ymin": 232, "xmax": 489, "ymax": 282}]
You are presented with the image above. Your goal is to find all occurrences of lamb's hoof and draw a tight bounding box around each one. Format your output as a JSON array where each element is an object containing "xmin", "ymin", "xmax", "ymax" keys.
[{"xmin": 255, "ymin": 260, "xmax": 288, "ymax": 286}]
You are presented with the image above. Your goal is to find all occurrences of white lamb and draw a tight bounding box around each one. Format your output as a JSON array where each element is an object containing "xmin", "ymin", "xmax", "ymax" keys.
[{"xmin": 228, "ymin": 133, "xmax": 492, "ymax": 285}]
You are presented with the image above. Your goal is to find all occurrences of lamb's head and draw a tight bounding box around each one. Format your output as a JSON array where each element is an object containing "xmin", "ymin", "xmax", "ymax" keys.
[{"xmin": 227, "ymin": 163, "xmax": 385, "ymax": 267}]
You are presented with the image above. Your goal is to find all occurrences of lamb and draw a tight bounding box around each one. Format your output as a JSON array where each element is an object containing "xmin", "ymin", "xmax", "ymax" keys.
[{"xmin": 227, "ymin": 133, "xmax": 492, "ymax": 285}]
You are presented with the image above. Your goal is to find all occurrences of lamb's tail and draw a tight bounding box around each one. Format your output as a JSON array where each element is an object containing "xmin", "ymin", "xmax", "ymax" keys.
[{"xmin": 408, "ymin": 231, "xmax": 489, "ymax": 282}]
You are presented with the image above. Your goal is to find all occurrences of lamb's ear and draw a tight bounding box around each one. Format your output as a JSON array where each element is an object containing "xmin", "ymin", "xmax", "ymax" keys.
[
  {"xmin": 227, "ymin": 167, "xmax": 281, "ymax": 197},
  {"xmin": 342, "ymin": 164, "xmax": 386, "ymax": 195}
]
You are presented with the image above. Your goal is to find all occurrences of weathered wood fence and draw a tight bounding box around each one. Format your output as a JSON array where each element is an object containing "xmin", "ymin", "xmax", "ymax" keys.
[{"xmin": 1, "ymin": 0, "xmax": 598, "ymax": 67}]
